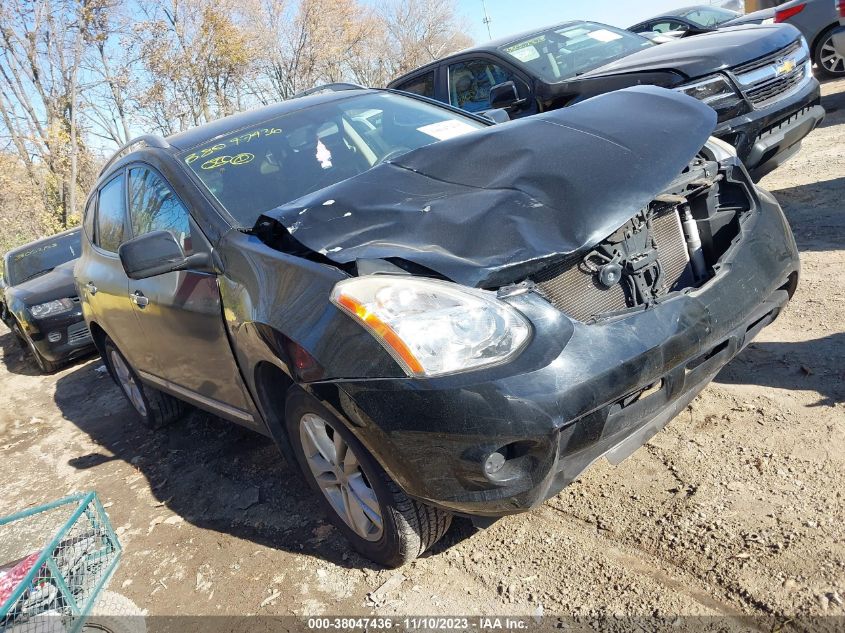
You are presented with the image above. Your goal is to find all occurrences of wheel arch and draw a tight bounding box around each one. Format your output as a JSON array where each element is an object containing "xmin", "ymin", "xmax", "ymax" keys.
[
  {"xmin": 86, "ymin": 320, "xmax": 109, "ymax": 360},
  {"xmin": 810, "ymin": 22, "xmax": 843, "ymax": 57}
]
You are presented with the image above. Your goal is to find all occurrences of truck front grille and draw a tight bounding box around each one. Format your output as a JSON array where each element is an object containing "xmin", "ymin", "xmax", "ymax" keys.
[
  {"xmin": 532, "ymin": 207, "xmax": 691, "ymax": 322},
  {"xmin": 732, "ymin": 40, "xmax": 810, "ymax": 109}
]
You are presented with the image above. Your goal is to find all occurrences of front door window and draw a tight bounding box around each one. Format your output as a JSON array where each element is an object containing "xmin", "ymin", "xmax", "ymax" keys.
[{"xmin": 448, "ymin": 60, "xmax": 516, "ymax": 112}]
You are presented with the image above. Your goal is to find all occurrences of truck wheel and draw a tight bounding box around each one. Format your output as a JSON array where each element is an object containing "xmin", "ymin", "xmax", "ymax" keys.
[
  {"xmin": 18, "ymin": 322, "xmax": 62, "ymax": 373},
  {"xmin": 285, "ymin": 389, "xmax": 451, "ymax": 567},
  {"xmin": 815, "ymin": 26, "xmax": 845, "ymax": 78},
  {"xmin": 103, "ymin": 337, "xmax": 185, "ymax": 429}
]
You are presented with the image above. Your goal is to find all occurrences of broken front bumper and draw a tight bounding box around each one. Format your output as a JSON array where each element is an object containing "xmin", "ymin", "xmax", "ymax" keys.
[{"xmin": 317, "ymin": 185, "xmax": 800, "ymax": 517}]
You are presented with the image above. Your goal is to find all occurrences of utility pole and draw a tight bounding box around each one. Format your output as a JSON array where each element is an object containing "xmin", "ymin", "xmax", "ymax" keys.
[{"xmin": 481, "ymin": 0, "xmax": 492, "ymax": 40}]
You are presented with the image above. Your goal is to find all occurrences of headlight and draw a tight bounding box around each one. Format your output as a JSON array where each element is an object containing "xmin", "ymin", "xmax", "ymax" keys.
[
  {"xmin": 331, "ymin": 276, "xmax": 531, "ymax": 377},
  {"xmin": 29, "ymin": 298, "xmax": 74, "ymax": 319},
  {"xmin": 676, "ymin": 74, "xmax": 747, "ymax": 121}
]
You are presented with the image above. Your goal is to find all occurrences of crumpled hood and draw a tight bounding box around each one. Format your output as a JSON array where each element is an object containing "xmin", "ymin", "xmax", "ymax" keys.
[
  {"xmin": 580, "ymin": 24, "xmax": 799, "ymax": 80},
  {"xmin": 7, "ymin": 259, "xmax": 78, "ymax": 304},
  {"xmin": 260, "ymin": 86, "xmax": 717, "ymax": 288}
]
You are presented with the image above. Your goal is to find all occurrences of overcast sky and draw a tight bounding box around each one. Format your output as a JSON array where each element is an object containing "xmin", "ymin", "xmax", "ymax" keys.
[{"xmin": 454, "ymin": 0, "xmax": 735, "ymax": 40}]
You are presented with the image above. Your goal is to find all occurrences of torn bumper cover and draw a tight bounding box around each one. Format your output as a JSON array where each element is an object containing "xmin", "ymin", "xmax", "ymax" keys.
[{"xmin": 322, "ymin": 189, "xmax": 798, "ymax": 516}]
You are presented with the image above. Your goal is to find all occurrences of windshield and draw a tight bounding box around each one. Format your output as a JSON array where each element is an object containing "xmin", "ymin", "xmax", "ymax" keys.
[
  {"xmin": 678, "ymin": 7, "xmax": 739, "ymax": 28},
  {"xmin": 181, "ymin": 92, "xmax": 487, "ymax": 228},
  {"xmin": 500, "ymin": 22, "xmax": 654, "ymax": 83},
  {"xmin": 7, "ymin": 231, "xmax": 80, "ymax": 286}
]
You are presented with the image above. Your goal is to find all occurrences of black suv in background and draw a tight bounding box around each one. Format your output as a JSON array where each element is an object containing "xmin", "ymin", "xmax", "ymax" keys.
[
  {"xmin": 388, "ymin": 20, "xmax": 824, "ymax": 179},
  {"xmin": 76, "ymin": 87, "xmax": 799, "ymax": 566},
  {"xmin": 1, "ymin": 228, "xmax": 95, "ymax": 372}
]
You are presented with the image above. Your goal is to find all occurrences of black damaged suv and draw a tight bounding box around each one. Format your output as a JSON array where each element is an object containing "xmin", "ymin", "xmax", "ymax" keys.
[{"xmin": 76, "ymin": 87, "xmax": 800, "ymax": 566}]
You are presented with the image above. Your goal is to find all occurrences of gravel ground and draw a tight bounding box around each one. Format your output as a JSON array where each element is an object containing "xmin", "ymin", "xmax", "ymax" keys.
[{"xmin": 0, "ymin": 79, "xmax": 843, "ymax": 629}]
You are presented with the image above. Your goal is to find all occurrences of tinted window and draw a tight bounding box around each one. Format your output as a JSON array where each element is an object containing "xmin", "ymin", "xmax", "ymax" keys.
[
  {"xmin": 448, "ymin": 59, "xmax": 516, "ymax": 112},
  {"xmin": 650, "ymin": 20, "xmax": 688, "ymax": 33},
  {"xmin": 97, "ymin": 175, "xmax": 126, "ymax": 253},
  {"xmin": 679, "ymin": 7, "xmax": 738, "ymax": 28},
  {"xmin": 128, "ymin": 168, "xmax": 192, "ymax": 252},
  {"xmin": 7, "ymin": 231, "xmax": 80, "ymax": 286},
  {"xmin": 500, "ymin": 22, "xmax": 653, "ymax": 83},
  {"xmin": 395, "ymin": 72, "xmax": 435, "ymax": 98},
  {"xmin": 181, "ymin": 92, "xmax": 486, "ymax": 227}
]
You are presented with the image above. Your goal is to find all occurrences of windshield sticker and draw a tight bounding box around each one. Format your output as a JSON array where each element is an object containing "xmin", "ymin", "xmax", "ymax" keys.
[
  {"xmin": 185, "ymin": 127, "xmax": 282, "ymax": 165},
  {"xmin": 13, "ymin": 243, "xmax": 58, "ymax": 261},
  {"xmin": 200, "ymin": 153, "xmax": 254, "ymax": 170},
  {"xmin": 505, "ymin": 36, "xmax": 545, "ymax": 52},
  {"xmin": 587, "ymin": 29, "xmax": 623, "ymax": 43},
  {"xmin": 509, "ymin": 46, "xmax": 540, "ymax": 62},
  {"xmin": 417, "ymin": 120, "xmax": 478, "ymax": 141}
]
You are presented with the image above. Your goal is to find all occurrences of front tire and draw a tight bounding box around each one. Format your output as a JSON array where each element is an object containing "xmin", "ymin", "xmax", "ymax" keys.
[
  {"xmin": 814, "ymin": 26, "xmax": 845, "ymax": 78},
  {"xmin": 103, "ymin": 337, "xmax": 185, "ymax": 429},
  {"xmin": 18, "ymin": 321, "xmax": 61, "ymax": 373},
  {"xmin": 285, "ymin": 389, "xmax": 451, "ymax": 567}
]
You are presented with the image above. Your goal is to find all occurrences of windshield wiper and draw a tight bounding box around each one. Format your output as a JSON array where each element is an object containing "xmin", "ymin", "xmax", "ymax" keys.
[{"xmin": 18, "ymin": 267, "xmax": 55, "ymax": 284}]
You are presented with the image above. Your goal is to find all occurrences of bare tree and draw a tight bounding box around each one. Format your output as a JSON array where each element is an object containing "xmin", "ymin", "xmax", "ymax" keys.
[
  {"xmin": 379, "ymin": 0, "xmax": 473, "ymax": 79},
  {"xmin": 132, "ymin": 0, "xmax": 256, "ymax": 133}
]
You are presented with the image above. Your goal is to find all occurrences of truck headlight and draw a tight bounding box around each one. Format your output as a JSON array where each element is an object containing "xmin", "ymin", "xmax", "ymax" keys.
[
  {"xmin": 331, "ymin": 276, "xmax": 531, "ymax": 377},
  {"xmin": 29, "ymin": 298, "xmax": 74, "ymax": 319},
  {"xmin": 676, "ymin": 74, "xmax": 747, "ymax": 121}
]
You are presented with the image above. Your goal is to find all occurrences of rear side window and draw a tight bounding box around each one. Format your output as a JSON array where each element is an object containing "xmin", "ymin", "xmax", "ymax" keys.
[
  {"xmin": 650, "ymin": 20, "xmax": 688, "ymax": 33},
  {"xmin": 83, "ymin": 196, "xmax": 96, "ymax": 242},
  {"xmin": 128, "ymin": 167, "xmax": 192, "ymax": 252},
  {"xmin": 395, "ymin": 71, "xmax": 435, "ymax": 98},
  {"xmin": 96, "ymin": 175, "xmax": 126, "ymax": 253}
]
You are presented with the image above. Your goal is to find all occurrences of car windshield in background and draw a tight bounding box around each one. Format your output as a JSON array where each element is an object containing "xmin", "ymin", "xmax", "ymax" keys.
[
  {"xmin": 8, "ymin": 231, "xmax": 80, "ymax": 285},
  {"xmin": 500, "ymin": 22, "xmax": 654, "ymax": 83},
  {"xmin": 678, "ymin": 7, "xmax": 739, "ymax": 28},
  {"xmin": 181, "ymin": 92, "xmax": 487, "ymax": 228}
]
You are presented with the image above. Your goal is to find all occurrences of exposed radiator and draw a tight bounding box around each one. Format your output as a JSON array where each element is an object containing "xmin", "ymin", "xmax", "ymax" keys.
[{"xmin": 532, "ymin": 207, "xmax": 691, "ymax": 322}]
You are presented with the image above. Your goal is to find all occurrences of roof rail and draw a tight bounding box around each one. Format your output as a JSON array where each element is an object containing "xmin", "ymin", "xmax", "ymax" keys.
[
  {"xmin": 291, "ymin": 83, "xmax": 366, "ymax": 99},
  {"xmin": 99, "ymin": 134, "xmax": 171, "ymax": 177}
]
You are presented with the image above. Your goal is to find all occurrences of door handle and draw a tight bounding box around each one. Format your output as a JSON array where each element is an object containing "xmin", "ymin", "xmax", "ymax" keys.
[
  {"xmin": 130, "ymin": 290, "xmax": 149, "ymax": 308},
  {"xmin": 85, "ymin": 282, "xmax": 98, "ymax": 295}
]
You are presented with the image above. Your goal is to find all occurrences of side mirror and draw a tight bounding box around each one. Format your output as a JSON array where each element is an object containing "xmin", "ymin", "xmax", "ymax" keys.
[
  {"xmin": 489, "ymin": 81, "xmax": 522, "ymax": 110},
  {"xmin": 481, "ymin": 108, "xmax": 511, "ymax": 124},
  {"xmin": 118, "ymin": 230, "xmax": 211, "ymax": 280}
]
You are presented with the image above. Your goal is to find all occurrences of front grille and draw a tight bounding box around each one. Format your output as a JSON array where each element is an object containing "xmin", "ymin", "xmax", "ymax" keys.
[
  {"xmin": 744, "ymin": 65, "xmax": 807, "ymax": 107},
  {"xmin": 533, "ymin": 208, "xmax": 690, "ymax": 322},
  {"xmin": 732, "ymin": 40, "xmax": 809, "ymax": 109},
  {"xmin": 67, "ymin": 321, "xmax": 92, "ymax": 346},
  {"xmin": 733, "ymin": 41, "xmax": 802, "ymax": 75}
]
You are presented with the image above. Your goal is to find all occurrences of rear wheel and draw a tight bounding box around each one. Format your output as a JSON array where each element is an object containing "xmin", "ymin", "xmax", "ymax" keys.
[
  {"xmin": 286, "ymin": 389, "xmax": 451, "ymax": 567},
  {"xmin": 103, "ymin": 337, "xmax": 185, "ymax": 429},
  {"xmin": 815, "ymin": 26, "xmax": 845, "ymax": 78}
]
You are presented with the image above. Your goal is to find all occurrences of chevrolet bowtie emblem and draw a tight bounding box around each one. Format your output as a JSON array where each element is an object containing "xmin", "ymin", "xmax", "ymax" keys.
[{"xmin": 775, "ymin": 58, "xmax": 796, "ymax": 76}]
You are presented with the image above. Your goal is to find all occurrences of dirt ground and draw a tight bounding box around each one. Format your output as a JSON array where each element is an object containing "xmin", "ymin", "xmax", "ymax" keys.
[{"xmin": 1, "ymin": 79, "xmax": 843, "ymax": 629}]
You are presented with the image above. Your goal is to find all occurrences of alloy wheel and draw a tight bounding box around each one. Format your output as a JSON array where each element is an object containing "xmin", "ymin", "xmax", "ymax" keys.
[
  {"xmin": 299, "ymin": 413, "xmax": 383, "ymax": 541},
  {"xmin": 109, "ymin": 350, "xmax": 147, "ymax": 417},
  {"xmin": 820, "ymin": 34, "xmax": 845, "ymax": 75}
]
